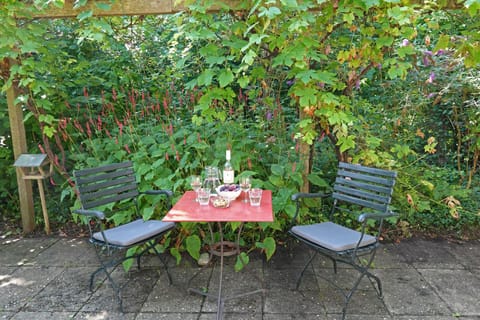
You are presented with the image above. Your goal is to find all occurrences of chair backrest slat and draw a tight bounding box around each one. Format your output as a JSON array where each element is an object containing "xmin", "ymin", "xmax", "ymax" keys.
[
  {"xmin": 74, "ymin": 161, "xmax": 139, "ymax": 210},
  {"xmin": 332, "ymin": 162, "xmax": 397, "ymax": 214}
]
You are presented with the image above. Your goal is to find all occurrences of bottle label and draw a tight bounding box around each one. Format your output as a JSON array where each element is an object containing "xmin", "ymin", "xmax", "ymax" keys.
[{"xmin": 223, "ymin": 170, "xmax": 234, "ymax": 184}]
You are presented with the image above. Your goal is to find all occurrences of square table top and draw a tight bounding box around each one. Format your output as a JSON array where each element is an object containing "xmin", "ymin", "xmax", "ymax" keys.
[{"xmin": 163, "ymin": 190, "xmax": 273, "ymax": 223}]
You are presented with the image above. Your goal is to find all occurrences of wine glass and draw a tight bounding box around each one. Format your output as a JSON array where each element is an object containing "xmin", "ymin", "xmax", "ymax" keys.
[
  {"xmin": 239, "ymin": 176, "xmax": 251, "ymax": 203},
  {"xmin": 190, "ymin": 175, "xmax": 202, "ymax": 201}
]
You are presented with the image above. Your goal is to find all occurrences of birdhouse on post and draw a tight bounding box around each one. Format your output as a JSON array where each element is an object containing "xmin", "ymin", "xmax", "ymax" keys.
[{"xmin": 13, "ymin": 154, "xmax": 53, "ymax": 234}]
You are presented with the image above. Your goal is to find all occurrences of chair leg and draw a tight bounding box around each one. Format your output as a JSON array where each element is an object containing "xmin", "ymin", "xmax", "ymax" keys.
[
  {"xmin": 139, "ymin": 240, "xmax": 173, "ymax": 285},
  {"xmin": 366, "ymin": 270, "xmax": 383, "ymax": 297},
  {"xmin": 341, "ymin": 252, "xmax": 382, "ymax": 319},
  {"xmin": 152, "ymin": 245, "xmax": 173, "ymax": 285},
  {"xmin": 295, "ymin": 251, "xmax": 317, "ymax": 290},
  {"xmin": 329, "ymin": 256, "xmax": 338, "ymax": 274}
]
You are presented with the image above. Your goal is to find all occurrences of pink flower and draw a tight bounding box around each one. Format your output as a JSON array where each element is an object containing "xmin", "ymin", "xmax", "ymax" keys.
[{"xmin": 426, "ymin": 72, "xmax": 435, "ymax": 84}]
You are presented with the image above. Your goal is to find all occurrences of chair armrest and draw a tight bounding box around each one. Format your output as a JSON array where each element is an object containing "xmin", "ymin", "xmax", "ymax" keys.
[
  {"xmin": 290, "ymin": 192, "xmax": 332, "ymax": 228},
  {"xmin": 74, "ymin": 209, "xmax": 105, "ymax": 220},
  {"xmin": 358, "ymin": 210, "xmax": 397, "ymax": 223},
  {"xmin": 140, "ymin": 189, "xmax": 173, "ymax": 210},
  {"xmin": 291, "ymin": 192, "xmax": 330, "ymax": 201},
  {"xmin": 141, "ymin": 190, "xmax": 173, "ymax": 197}
]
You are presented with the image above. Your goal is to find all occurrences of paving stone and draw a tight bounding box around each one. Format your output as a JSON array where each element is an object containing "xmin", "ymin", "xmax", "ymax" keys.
[
  {"xmin": 141, "ymin": 266, "xmax": 204, "ymax": 313},
  {"xmin": 31, "ymin": 238, "xmax": 97, "ymax": 267},
  {"xmin": 74, "ymin": 311, "xmax": 136, "ymax": 319},
  {"xmin": 0, "ymin": 238, "xmax": 58, "ymax": 266},
  {"xmin": 264, "ymin": 314, "xmax": 328, "ymax": 320},
  {"xmin": 445, "ymin": 240, "xmax": 480, "ymax": 270},
  {"xmin": 0, "ymin": 236, "xmax": 479, "ymax": 319},
  {"xmin": 264, "ymin": 287, "xmax": 326, "ymax": 315},
  {"xmin": 22, "ymin": 267, "xmax": 93, "ymax": 312},
  {"xmin": 327, "ymin": 315, "xmax": 393, "ymax": 320},
  {"xmin": 377, "ymin": 268, "xmax": 452, "ymax": 316},
  {"xmin": 136, "ymin": 313, "xmax": 199, "ymax": 320},
  {"xmin": 374, "ymin": 243, "xmax": 412, "ymax": 269},
  {"xmin": 9, "ymin": 311, "xmax": 75, "ymax": 319},
  {"xmin": 392, "ymin": 317, "xmax": 473, "ymax": 320},
  {"xmin": 419, "ymin": 268, "xmax": 480, "ymax": 315},
  {"xmin": 395, "ymin": 238, "xmax": 464, "ymax": 269},
  {"xmin": 199, "ymin": 258, "xmax": 264, "ymax": 315},
  {"xmin": 0, "ymin": 266, "xmax": 64, "ymax": 311},
  {"xmin": 0, "ymin": 312, "xmax": 15, "ymax": 319}
]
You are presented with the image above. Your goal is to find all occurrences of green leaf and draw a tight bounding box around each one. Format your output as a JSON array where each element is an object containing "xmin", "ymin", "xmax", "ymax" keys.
[
  {"xmin": 271, "ymin": 164, "xmax": 285, "ymax": 176},
  {"xmin": 170, "ymin": 247, "xmax": 181, "ymax": 265},
  {"xmin": 73, "ymin": 0, "xmax": 88, "ymax": 9},
  {"xmin": 268, "ymin": 175, "xmax": 284, "ymax": 187},
  {"xmin": 259, "ymin": 6, "xmax": 282, "ymax": 19},
  {"xmin": 142, "ymin": 207, "xmax": 154, "ymax": 220},
  {"xmin": 307, "ymin": 174, "xmax": 329, "ymax": 188},
  {"xmin": 242, "ymin": 49, "xmax": 257, "ymax": 66},
  {"xmin": 256, "ymin": 237, "xmax": 276, "ymax": 260},
  {"xmin": 337, "ymin": 135, "xmax": 356, "ymax": 153},
  {"xmin": 235, "ymin": 252, "xmax": 250, "ymax": 271},
  {"xmin": 197, "ymin": 69, "xmax": 215, "ymax": 86},
  {"xmin": 77, "ymin": 10, "xmax": 93, "ymax": 21},
  {"xmin": 186, "ymin": 235, "xmax": 201, "ymax": 261},
  {"xmin": 433, "ymin": 34, "xmax": 450, "ymax": 53},
  {"xmin": 42, "ymin": 126, "xmax": 57, "ymax": 138},
  {"xmin": 280, "ymin": 0, "xmax": 298, "ymax": 7},
  {"xmin": 95, "ymin": 2, "xmax": 112, "ymax": 10},
  {"xmin": 123, "ymin": 247, "xmax": 137, "ymax": 271},
  {"xmin": 375, "ymin": 36, "xmax": 394, "ymax": 48},
  {"xmin": 238, "ymin": 76, "xmax": 250, "ymax": 88},
  {"xmin": 218, "ymin": 69, "xmax": 234, "ymax": 88},
  {"xmin": 294, "ymin": 86, "xmax": 317, "ymax": 107},
  {"xmin": 364, "ymin": 0, "xmax": 380, "ymax": 10}
]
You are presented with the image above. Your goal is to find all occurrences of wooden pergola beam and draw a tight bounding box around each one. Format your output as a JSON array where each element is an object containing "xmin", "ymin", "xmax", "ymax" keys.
[
  {"xmin": 27, "ymin": 0, "xmax": 464, "ymax": 19},
  {"xmin": 29, "ymin": 0, "xmax": 240, "ymax": 19}
]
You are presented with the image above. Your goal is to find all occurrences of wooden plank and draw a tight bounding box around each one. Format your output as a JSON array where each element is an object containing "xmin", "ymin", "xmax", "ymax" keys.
[
  {"xmin": 29, "ymin": 0, "xmax": 241, "ymax": 19},
  {"xmin": 27, "ymin": 0, "xmax": 463, "ymax": 19},
  {"xmin": 6, "ymin": 68, "xmax": 35, "ymax": 234},
  {"xmin": 29, "ymin": 0, "xmax": 179, "ymax": 18}
]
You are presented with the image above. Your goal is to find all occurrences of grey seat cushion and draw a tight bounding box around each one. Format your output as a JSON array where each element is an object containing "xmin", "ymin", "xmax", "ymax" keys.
[
  {"xmin": 93, "ymin": 219, "xmax": 175, "ymax": 246},
  {"xmin": 291, "ymin": 221, "xmax": 376, "ymax": 251}
]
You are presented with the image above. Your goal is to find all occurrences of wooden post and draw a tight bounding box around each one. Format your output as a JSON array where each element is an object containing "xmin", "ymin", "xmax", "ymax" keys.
[{"xmin": 6, "ymin": 78, "xmax": 35, "ymax": 234}]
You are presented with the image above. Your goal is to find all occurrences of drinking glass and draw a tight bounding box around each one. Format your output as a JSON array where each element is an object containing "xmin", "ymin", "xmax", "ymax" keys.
[
  {"xmin": 197, "ymin": 188, "xmax": 210, "ymax": 206},
  {"xmin": 190, "ymin": 175, "xmax": 202, "ymax": 201},
  {"xmin": 239, "ymin": 176, "xmax": 251, "ymax": 203},
  {"xmin": 248, "ymin": 188, "xmax": 263, "ymax": 206}
]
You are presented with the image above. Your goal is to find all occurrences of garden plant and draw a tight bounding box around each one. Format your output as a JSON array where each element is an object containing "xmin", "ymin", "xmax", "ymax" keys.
[{"xmin": 1, "ymin": 0, "xmax": 479, "ymax": 267}]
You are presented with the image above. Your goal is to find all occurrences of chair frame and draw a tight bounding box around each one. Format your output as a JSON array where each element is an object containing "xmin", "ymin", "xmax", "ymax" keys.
[
  {"xmin": 73, "ymin": 161, "xmax": 175, "ymax": 311},
  {"xmin": 289, "ymin": 162, "xmax": 397, "ymax": 319}
]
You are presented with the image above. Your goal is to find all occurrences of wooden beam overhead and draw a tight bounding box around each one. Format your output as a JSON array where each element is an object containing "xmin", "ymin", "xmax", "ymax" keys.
[
  {"xmin": 28, "ymin": 0, "xmax": 463, "ymax": 19},
  {"xmin": 31, "ymin": 0, "xmax": 186, "ymax": 18},
  {"xmin": 29, "ymin": 0, "xmax": 241, "ymax": 19}
]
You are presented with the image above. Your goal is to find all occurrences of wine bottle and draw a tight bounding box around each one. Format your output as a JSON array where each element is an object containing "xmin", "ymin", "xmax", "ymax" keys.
[{"xmin": 223, "ymin": 149, "xmax": 234, "ymax": 184}]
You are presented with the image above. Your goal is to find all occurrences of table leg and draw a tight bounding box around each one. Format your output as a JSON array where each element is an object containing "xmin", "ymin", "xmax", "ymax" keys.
[{"xmin": 189, "ymin": 221, "xmax": 264, "ymax": 320}]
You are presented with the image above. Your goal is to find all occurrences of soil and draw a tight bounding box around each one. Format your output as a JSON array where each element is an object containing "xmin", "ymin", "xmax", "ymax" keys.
[{"xmin": 0, "ymin": 220, "xmax": 90, "ymax": 239}]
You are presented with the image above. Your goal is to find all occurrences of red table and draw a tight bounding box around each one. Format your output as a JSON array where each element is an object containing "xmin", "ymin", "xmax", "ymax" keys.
[
  {"xmin": 163, "ymin": 190, "xmax": 273, "ymax": 222},
  {"xmin": 163, "ymin": 190, "xmax": 273, "ymax": 319}
]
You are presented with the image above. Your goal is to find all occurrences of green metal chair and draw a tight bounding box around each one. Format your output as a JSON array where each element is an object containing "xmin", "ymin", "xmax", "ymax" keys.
[
  {"xmin": 73, "ymin": 161, "xmax": 175, "ymax": 311},
  {"xmin": 289, "ymin": 162, "xmax": 397, "ymax": 319}
]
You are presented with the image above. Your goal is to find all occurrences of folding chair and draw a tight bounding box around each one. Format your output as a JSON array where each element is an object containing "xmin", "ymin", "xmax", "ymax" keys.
[
  {"xmin": 73, "ymin": 161, "xmax": 175, "ymax": 311},
  {"xmin": 289, "ymin": 162, "xmax": 397, "ymax": 319}
]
